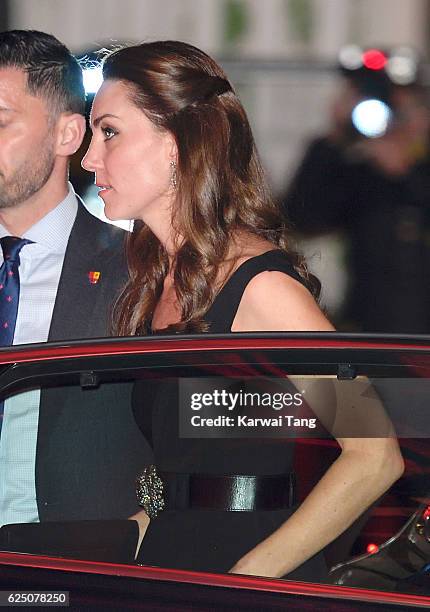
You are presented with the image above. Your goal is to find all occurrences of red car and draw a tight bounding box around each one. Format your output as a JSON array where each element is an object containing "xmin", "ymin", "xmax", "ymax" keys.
[{"xmin": 0, "ymin": 333, "xmax": 429, "ymax": 610}]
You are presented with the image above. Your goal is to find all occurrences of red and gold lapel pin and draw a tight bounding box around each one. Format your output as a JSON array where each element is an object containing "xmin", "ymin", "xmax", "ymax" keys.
[{"xmin": 88, "ymin": 271, "xmax": 101, "ymax": 284}]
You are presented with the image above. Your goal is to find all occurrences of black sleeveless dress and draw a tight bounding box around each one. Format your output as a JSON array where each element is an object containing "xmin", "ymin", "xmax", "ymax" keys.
[{"xmin": 136, "ymin": 250, "xmax": 327, "ymax": 581}]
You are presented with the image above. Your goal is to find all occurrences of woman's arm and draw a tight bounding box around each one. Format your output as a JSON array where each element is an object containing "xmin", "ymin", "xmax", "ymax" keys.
[
  {"xmin": 230, "ymin": 435, "xmax": 403, "ymax": 577},
  {"xmin": 229, "ymin": 273, "xmax": 404, "ymax": 577}
]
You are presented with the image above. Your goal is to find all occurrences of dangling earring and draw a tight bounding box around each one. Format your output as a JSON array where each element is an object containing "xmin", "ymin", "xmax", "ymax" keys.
[{"xmin": 170, "ymin": 160, "xmax": 177, "ymax": 190}]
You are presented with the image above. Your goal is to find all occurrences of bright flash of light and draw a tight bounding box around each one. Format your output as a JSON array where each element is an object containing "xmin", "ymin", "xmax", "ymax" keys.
[
  {"xmin": 352, "ymin": 99, "xmax": 392, "ymax": 138},
  {"xmin": 82, "ymin": 64, "xmax": 103, "ymax": 95}
]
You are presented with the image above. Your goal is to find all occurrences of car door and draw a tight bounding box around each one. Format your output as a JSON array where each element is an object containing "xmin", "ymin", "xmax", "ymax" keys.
[{"xmin": 0, "ymin": 333, "xmax": 429, "ymax": 610}]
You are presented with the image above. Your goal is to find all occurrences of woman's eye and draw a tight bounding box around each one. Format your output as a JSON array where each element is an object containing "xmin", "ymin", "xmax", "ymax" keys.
[{"xmin": 102, "ymin": 126, "xmax": 117, "ymax": 140}]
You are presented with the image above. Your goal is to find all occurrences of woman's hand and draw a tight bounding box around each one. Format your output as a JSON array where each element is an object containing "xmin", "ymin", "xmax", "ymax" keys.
[
  {"xmin": 128, "ymin": 509, "xmax": 150, "ymax": 559},
  {"xmin": 229, "ymin": 548, "xmax": 282, "ymax": 578}
]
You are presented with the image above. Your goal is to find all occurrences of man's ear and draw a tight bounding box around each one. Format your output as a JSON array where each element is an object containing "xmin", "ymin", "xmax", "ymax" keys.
[{"xmin": 55, "ymin": 113, "xmax": 86, "ymax": 157}]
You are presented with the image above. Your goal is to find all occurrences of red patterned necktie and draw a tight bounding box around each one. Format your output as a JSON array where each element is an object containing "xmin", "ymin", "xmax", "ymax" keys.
[{"xmin": 0, "ymin": 236, "xmax": 32, "ymax": 435}]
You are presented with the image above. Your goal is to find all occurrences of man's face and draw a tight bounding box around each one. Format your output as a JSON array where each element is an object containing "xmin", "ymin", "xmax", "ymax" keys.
[{"xmin": 0, "ymin": 67, "xmax": 56, "ymax": 209}]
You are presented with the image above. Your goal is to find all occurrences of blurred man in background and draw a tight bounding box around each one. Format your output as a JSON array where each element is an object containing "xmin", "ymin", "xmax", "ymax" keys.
[{"xmin": 283, "ymin": 49, "xmax": 430, "ymax": 333}]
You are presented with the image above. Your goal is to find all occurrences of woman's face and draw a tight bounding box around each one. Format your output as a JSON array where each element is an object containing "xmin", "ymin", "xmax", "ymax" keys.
[{"xmin": 82, "ymin": 79, "xmax": 176, "ymax": 222}]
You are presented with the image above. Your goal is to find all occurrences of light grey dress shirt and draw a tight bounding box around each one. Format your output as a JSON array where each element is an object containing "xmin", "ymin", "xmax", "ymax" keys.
[{"xmin": 0, "ymin": 185, "xmax": 77, "ymax": 526}]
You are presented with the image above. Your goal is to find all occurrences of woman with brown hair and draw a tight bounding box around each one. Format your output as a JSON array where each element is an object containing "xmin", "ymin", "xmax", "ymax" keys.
[{"xmin": 82, "ymin": 40, "xmax": 403, "ymax": 579}]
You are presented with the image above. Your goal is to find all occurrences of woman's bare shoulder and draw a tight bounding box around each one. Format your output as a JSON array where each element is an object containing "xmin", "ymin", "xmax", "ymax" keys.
[{"xmin": 232, "ymin": 270, "xmax": 335, "ymax": 332}]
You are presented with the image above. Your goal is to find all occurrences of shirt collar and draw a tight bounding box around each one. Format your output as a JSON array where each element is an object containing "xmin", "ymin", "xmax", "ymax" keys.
[{"xmin": 0, "ymin": 182, "xmax": 78, "ymax": 255}]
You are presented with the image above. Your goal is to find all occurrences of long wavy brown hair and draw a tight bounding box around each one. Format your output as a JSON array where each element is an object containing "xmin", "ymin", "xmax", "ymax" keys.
[{"xmin": 103, "ymin": 40, "xmax": 320, "ymax": 335}]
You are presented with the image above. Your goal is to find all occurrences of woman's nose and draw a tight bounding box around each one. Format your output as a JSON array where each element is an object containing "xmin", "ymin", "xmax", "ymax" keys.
[{"xmin": 81, "ymin": 140, "xmax": 101, "ymax": 172}]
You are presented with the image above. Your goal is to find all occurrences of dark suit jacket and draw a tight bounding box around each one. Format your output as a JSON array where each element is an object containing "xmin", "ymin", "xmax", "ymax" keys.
[{"xmin": 35, "ymin": 201, "xmax": 152, "ymax": 521}]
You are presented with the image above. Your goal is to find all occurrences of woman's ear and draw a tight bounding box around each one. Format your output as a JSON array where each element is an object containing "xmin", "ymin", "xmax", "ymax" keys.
[
  {"xmin": 166, "ymin": 131, "xmax": 178, "ymax": 163},
  {"xmin": 55, "ymin": 113, "xmax": 87, "ymax": 157}
]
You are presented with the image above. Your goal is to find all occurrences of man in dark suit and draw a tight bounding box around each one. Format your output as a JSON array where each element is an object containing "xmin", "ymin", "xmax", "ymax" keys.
[{"xmin": 0, "ymin": 30, "xmax": 151, "ymax": 527}]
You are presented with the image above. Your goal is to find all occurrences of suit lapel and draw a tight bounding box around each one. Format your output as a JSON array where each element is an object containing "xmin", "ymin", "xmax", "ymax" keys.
[
  {"xmin": 49, "ymin": 200, "xmax": 110, "ymax": 341},
  {"xmin": 38, "ymin": 200, "xmax": 128, "ymax": 517}
]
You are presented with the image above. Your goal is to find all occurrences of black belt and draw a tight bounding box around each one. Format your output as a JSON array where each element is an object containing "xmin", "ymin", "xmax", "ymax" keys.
[{"xmin": 136, "ymin": 466, "xmax": 296, "ymax": 519}]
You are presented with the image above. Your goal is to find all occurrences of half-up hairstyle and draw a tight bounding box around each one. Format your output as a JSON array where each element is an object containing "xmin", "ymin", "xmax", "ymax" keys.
[{"xmin": 104, "ymin": 40, "xmax": 320, "ymax": 335}]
